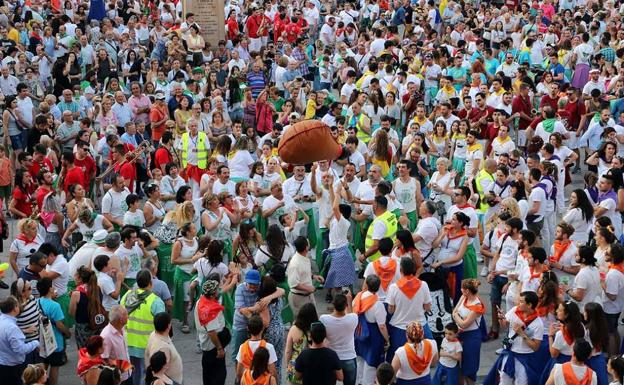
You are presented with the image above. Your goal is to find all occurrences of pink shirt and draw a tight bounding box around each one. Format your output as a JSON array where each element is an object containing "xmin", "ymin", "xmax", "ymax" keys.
[
  {"xmin": 128, "ymin": 95, "xmax": 152, "ymax": 125},
  {"xmin": 100, "ymin": 324, "xmax": 131, "ymax": 381}
]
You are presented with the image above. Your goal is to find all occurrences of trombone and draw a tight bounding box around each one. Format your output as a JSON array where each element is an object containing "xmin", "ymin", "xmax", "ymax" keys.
[{"xmin": 96, "ymin": 140, "xmax": 153, "ymax": 182}]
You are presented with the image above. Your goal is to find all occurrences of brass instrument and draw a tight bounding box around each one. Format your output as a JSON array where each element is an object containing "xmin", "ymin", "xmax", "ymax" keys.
[{"xmin": 96, "ymin": 140, "xmax": 153, "ymax": 182}]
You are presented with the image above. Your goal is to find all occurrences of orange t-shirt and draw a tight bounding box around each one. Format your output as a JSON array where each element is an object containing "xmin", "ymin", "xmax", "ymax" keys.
[{"xmin": 0, "ymin": 158, "xmax": 10, "ymax": 186}]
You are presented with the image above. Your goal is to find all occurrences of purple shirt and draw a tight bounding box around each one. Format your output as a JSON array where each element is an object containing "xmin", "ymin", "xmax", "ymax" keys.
[{"xmin": 100, "ymin": 323, "xmax": 131, "ymax": 381}]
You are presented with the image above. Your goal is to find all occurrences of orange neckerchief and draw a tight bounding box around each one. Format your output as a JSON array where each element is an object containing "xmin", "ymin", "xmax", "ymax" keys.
[
  {"xmin": 562, "ymin": 362, "xmax": 593, "ymax": 385},
  {"xmin": 240, "ymin": 339, "xmax": 266, "ymax": 369},
  {"xmin": 463, "ymin": 297, "xmax": 486, "ymax": 314},
  {"xmin": 519, "ymin": 249, "xmax": 530, "ymax": 260},
  {"xmin": 444, "ymin": 225, "xmax": 468, "ymax": 240},
  {"xmin": 514, "ymin": 308, "xmax": 538, "ymax": 326},
  {"xmin": 373, "ymin": 258, "xmax": 398, "ymax": 291},
  {"xmin": 536, "ymin": 303, "xmax": 555, "ymax": 317},
  {"xmin": 242, "ymin": 370, "xmax": 271, "ymax": 385},
  {"xmin": 550, "ymin": 240, "xmax": 572, "ymax": 263},
  {"xmin": 353, "ymin": 292, "xmax": 378, "ymax": 314},
  {"xmin": 609, "ymin": 263, "xmax": 624, "ymax": 275},
  {"xmin": 404, "ymin": 340, "xmax": 433, "ymax": 375},
  {"xmin": 396, "ymin": 276, "xmax": 423, "ymax": 299},
  {"xmin": 529, "ymin": 265, "xmax": 549, "ymax": 280},
  {"xmin": 561, "ymin": 325, "xmax": 574, "ymax": 346}
]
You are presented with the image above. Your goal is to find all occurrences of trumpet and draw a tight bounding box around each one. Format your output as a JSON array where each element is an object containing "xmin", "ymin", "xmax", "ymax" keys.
[
  {"xmin": 96, "ymin": 140, "xmax": 153, "ymax": 182},
  {"xmin": 531, "ymin": 109, "xmax": 537, "ymax": 115}
]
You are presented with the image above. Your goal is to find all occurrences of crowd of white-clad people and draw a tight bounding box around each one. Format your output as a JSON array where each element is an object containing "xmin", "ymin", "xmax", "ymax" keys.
[{"xmin": 6, "ymin": 0, "xmax": 624, "ymax": 384}]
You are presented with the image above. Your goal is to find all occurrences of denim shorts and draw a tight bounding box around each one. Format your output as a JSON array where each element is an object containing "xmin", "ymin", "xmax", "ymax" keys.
[
  {"xmin": 10, "ymin": 133, "xmax": 25, "ymax": 151},
  {"xmin": 490, "ymin": 275, "xmax": 509, "ymax": 305}
]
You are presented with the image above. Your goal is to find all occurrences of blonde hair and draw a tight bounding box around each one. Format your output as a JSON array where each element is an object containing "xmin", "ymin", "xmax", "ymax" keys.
[
  {"xmin": 18, "ymin": 218, "xmax": 38, "ymax": 234},
  {"xmin": 22, "ymin": 364, "xmax": 46, "ymax": 385},
  {"xmin": 174, "ymin": 201, "xmax": 195, "ymax": 227},
  {"xmin": 485, "ymin": 197, "xmax": 521, "ymax": 232}
]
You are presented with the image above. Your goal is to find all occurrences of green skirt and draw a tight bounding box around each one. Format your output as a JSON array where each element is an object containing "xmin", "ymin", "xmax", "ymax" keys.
[
  {"xmin": 277, "ymin": 281, "xmax": 293, "ymax": 324},
  {"xmin": 315, "ymin": 228, "xmax": 329, "ymax": 271},
  {"xmin": 55, "ymin": 292, "xmax": 73, "ymax": 328},
  {"xmin": 353, "ymin": 219, "xmax": 372, "ymax": 254},
  {"xmin": 172, "ymin": 267, "xmax": 192, "ymax": 322},
  {"xmin": 256, "ymin": 213, "xmax": 268, "ymax": 239},
  {"xmin": 303, "ymin": 209, "xmax": 317, "ymax": 249},
  {"xmin": 463, "ymin": 244, "xmax": 477, "ymax": 279},
  {"xmin": 218, "ymin": 238, "xmax": 233, "ymax": 264},
  {"xmin": 157, "ymin": 243, "xmax": 175, "ymax": 287},
  {"xmin": 451, "ymin": 157, "xmax": 466, "ymax": 175}
]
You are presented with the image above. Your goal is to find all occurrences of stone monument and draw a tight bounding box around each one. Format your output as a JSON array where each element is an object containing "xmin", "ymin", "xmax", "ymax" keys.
[{"xmin": 184, "ymin": 0, "xmax": 225, "ymax": 48}]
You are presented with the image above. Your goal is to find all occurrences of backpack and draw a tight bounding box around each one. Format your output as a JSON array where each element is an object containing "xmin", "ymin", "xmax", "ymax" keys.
[{"xmin": 77, "ymin": 284, "xmax": 109, "ymax": 331}]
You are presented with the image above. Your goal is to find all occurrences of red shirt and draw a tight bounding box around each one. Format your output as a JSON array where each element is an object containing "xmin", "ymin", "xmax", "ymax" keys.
[
  {"xmin": 13, "ymin": 187, "xmax": 33, "ymax": 217},
  {"xmin": 154, "ymin": 147, "xmax": 174, "ymax": 172},
  {"xmin": 565, "ymin": 99, "xmax": 586, "ymax": 131},
  {"xmin": 116, "ymin": 162, "xmax": 136, "ymax": 193},
  {"xmin": 284, "ymin": 23, "xmax": 302, "ymax": 44},
  {"xmin": 28, "ymin": 158, "xmax": 54, "ymax": 180},
  {"xmin": 226, "ymin": 18, "xmax": 239, "ymax": 40},
  {"xmin": 245, "ymin": 15, "xmax": 263, "ymax": 38},
  {"xmin": 150, "ymin": 105, "xmax": 169, "ymax": 141},
  {"xmin": 540, "ymin": 94, "xmax": 559, "ymax": 111},
  {"xmin": 64, "ymin": 166, "xmax": 87, "ymax": 194},
  {"xmin": 74, "ymin": 155, "xmax": 97, "ymax": 181},
  {"xmin": 469, "ymin": 106, "xmax": 494, "ymax": 133},
  {"xmin": 35, "ymin": 186, "xmax": 53, "ymax": 209},
  {"xmin": 512, "ymin": 95, "xmax": 533, "ymax": 131},
  {"xmin": 273, "ymin": 14, "xmax": 289, "ymax": 41}
]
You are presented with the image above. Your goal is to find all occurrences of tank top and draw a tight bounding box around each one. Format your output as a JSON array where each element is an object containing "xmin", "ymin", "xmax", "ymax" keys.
[
  {"xmin": 394, "ymin": 177, "xmax": 417, "ymax": 213},
  {"xmin": 145, "ymin": 200, "xmax": 166, "ymax": 233},
  {"xmin": 177, "ymin": 237, "xmax": 198, "ymax": 274}
]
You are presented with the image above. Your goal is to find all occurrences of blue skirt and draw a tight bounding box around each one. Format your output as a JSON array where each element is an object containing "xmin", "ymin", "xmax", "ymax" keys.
[
  {"xmin": 387, "ymin": 323, "xmax": 433, "ymax": 363},
  {"xmin": 587, "ymin": 353, "xmax": 608, "ymax": 385},
  {"xmin": 324, "ymin": 245, "xmax": 357, "ymax": 288},
  {"xmin": 442, "ymin": 263, "xmax": 463, "ymax": 305},
  {"xmin": 397, "ymin": 375, "xmax": 432, "ymax": 385},
  {"xmin": 459, "ymin": 328, "xmax": 481, "ymax": 381},
  {"xmin": 532, "ymin": 336, "xmax": 551, "ymax": 377},
  {"xmin": 539, "ymin": 353, "xmax": 571, "ymax": 385},
  {"xmin": 355, "ymin": 321, "xmax": 386, "ymax": 367},
  {"xmin": 484, "ymin": 350, "xmax": 540, "ymax": 385}
]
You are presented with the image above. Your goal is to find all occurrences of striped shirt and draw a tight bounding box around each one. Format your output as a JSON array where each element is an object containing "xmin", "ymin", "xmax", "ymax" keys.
[
  {"xmin": 246, "ymin": 71, "xmax": 266, "ymax": 99},
  {"xmin": 15, "ymin": 297, "xmax": 40, "ymax": 343}
]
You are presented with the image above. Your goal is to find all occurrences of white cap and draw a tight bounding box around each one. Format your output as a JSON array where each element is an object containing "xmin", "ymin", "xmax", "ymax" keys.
[{"xmin": 92, "ymin": 229, "xmax": 109, "ymax": 243}]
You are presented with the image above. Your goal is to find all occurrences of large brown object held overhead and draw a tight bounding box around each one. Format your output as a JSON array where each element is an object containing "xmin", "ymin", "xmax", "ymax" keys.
[{"xmin": 277, "ymin": 120, "xmax": 343, "ymax": 164}]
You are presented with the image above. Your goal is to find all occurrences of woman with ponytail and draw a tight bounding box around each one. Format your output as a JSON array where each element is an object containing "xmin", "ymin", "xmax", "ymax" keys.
[
  {"xmin": 391, "ymin": 321, "xmax": 439, "ymax": 385},
  {"xmin": 451, "ymin": 279, "xmax": 485, "ymax": 385},
  {"xmin": 533, "ymin": 272, "xmax": 561, "ymax": 377},
  {"xmin": 539, "ymin": 301, "xmax": 586, "ymax": 385},
  {"xmin": 145, "ymin": 351, "xmax": 179, "ymax": 385},
  {"xmin": 241, "ymin": 347, "xmax": 276, "ymax": 385},
  {"xmin": 607, "ymin": 356, "xmax": 624, "ymax": 385},
  {"xmin": 584, "ymin": 303, "xmax": 610, "ymax": 385},
  {"xmin": 70, "ymin": 266, "xmax": 108, "ymax": 348}
]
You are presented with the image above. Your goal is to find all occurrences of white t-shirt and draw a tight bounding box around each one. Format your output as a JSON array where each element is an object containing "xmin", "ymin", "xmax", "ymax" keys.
[
  {"xmin": 414, "ymin": 217, "xmax": 441, "ymax": 261},
  {"xmin": 446, "ymin": 205, "xmax": 478, "ymax": 238},
  {"xmin": 534, "ymin": 120, "xmax": 567, "ymax": 144},
  {"xmin": 552, "ymin": 363, "xmax": 597, "ymax": 385},
  {"xmin": 262, "ymin": 194, "xmax": 298, "ymax": 228},
  {"xmin": 549, "ymin": 241, "xmax": 579, "ymax": 282},
  {"xmin": 10, "ymin": 234, "xmax": 45, "ymax": 271},
  {"xmin": 439, "ymin": 337, "xmax": 462, "ymax": 368},
  {"xmin": 395, "ymin": 340, "xmax": 438, "ymax": 379},
  {"xmin": 115, "ymin": 243, "xmax": 144, "ymax": 280},
  {"xmin": 573, "ymin": 266, "xmax": 602, "ymax": 309},
  {"xmin": 504, "ymin": 306, "xmax": 544, "ymax": 353},
  {"xmin": 363, "ymin": 256, "xmax": 401, "ymax": 301},
  {"xmin": 123, "ymin": 210, "xmax": 146, "ymax": 228},
  {"xmin": 47, "ymin": 256, "xmax": 70, "ymax": 296},
  {"xmin": 102, "ymin": 188, "xmax": 130, "ymax": 221},
  {"xmin": 194, "ymin": 260, "xmax": 229, "ymax": 283},
  {"xmin": 235, "ymin": 340, "xmax": 278, "ymax": 365},
  {"xmin": 494, "ymin": 235, "xmax": 519, "ymax": 276},
  {"xmin": 528, "ymin": 186, "xmax": 547, "ymax": 222},
  {"xmin": 97, "ymin": 271, "xmax": 118, "ymax": 311},
  {"xmin": 254, "ymin": 244, "xmax": 294, "ymax": 267},
  {"xmin": 229, "ymin": 150, "xmax": 254, "ymax": 179},
  {"xmin": 212, "ymin": 180, "xmax": 236, "ymax": 196},
  {"xmin": 319, "ymin": 313, "xmax": 358, "ymax": 360},
  {"xmin": 329, "ymin": 216, "xmax": 350, "ymax": 249},
  {"xmin": 386, "ymin": 278, "xmax": 432, "ymax": 328},
  {"xmin": 603, "ymin": 268, "xmax": 624, "ymax": 314}
]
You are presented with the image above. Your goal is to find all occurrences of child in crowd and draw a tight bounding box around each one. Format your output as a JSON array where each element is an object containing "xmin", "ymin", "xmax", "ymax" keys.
[
  {"xmin": 123, "ymin": 194, "xmax": 146, "ymax": 227},
  {"xmin": 432, "ymin": 323, "xmax": 462, "ymax": 385}
]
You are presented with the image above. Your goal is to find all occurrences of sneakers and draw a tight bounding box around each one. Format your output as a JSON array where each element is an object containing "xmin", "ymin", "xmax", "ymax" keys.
[
  {"xmin": 480, "ymin": 266, "xmax": 489, "ymax": 277},
  {"xmin": 476, "ymin": 255, "xmax": 484, "ymax": 263}
]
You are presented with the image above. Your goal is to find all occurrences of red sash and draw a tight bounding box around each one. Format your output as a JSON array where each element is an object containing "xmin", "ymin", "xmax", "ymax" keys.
[
  {"xmin": 396, "ymin": 276, "xmax": 422, "ymax": 299},
  {"xmin": 562, "ymin": 362, "xmax": 593, "ymax": 385},
  {"xmin": 242, "ymin": 370, "xmax": 271, "ymax": 385},
  {"xmin": 536, "ymin": 304, "xmax": 555, "ymax": 317},
  {"xmin": 404, "ymin": 340, "xmax": 433, "ymax": 375},
  {"xmin": 353, "ymin": 292, "xmax": 378, "ymax": 314},
  {"xmin": 561, "ymin": 325, "xmax": 574, "ymax": 346},
  {"xmin": 550, "ymin": 240, "xmax": 572, "ymax": 263},
  {"xmin": 240, "ymin": 340, "xmax": 266, "ymax": 369},
  {"xmin": 373, "ymin": 258, "xmax": 398, "ymax": 291}
]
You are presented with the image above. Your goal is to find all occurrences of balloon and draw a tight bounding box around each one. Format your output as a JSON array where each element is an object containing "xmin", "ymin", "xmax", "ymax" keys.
[{"xmin": 277, "ymin": 120, "xmax": 343, "ymax": 164}]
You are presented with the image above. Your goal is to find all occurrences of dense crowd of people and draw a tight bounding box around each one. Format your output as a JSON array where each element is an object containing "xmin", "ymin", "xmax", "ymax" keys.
[{"xmin": 5, "ymin": 0, "xmax": 624, "ymax": 384}]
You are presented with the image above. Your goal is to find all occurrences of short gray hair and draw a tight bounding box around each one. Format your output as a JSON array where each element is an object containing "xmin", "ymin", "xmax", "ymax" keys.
[
  {"xmin": 105, "ymin": 232, "xmax": 121, "ymax": 249},
  {"xmin": 108, "ymin": 305, "xmax": 127, "ymax": 323},
  {"xmin": 141, "ymin": 257, "xmax": 157, "ymax": 271}
]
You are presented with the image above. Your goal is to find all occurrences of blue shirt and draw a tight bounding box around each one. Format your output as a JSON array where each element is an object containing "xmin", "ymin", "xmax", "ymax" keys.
[
  {"xmin": 0, "ymin": 313, "xmax": 39, "ymax": 365},
  {"xmin": 233, "ymin": 283, "xmax": 258, "ymax": 330},
  {"xmin": 112, "ymin": 102, "xmax": 134, "ymax": 127},
  {"xmin": 38, "ymin": 297, "xmax": 65, "ymax": 352}
]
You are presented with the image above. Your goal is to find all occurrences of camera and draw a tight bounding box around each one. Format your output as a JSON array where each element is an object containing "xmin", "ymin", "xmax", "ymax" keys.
[
  {"xmin": 502, "ymin": 336, "xmax": 513, "ymax": 350},
  {"xmin": 433, "ymin": 200, "xmax": 447, "ymax": 218}
]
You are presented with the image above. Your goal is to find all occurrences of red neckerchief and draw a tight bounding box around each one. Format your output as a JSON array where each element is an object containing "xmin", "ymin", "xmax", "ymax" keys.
[
  {"xmin": 353, "ymin": 292, "xmax": 378, "ymax": 314},
  {"xmin": 16, "ymin": 233, "xmax": 36, "ymax": 244},
  {"xmin": 609, "ymin": 263, "xmax": 624, "ymax": 275},
  {"xmin": 529, "ymin": 265, "xmax": 549, "ymax": 280},
  {"xmin": 197, "ymin": 296, "xmax": 224, "ymax": 326},
  {"xmin": 456, "ymin": 203, "xmax": 473, "ymax": 209},
  {"xmin": 536, "ymin": 303, "xmax": 555, "ymax": 317},
  {"xmin": 550, "ymin": 240, "xmax": 572, "ymax": 263},
  {"xmin": 514, "ymin": 308, "xmax": 538, "ymax": 326},
  {"xmin": 562, "ymin": 362, "xmax": 593, "ymax": 385},
  {"xmin": 561, "ymin": 325, "xmax": 574, "ymax": 346},
  {"xmin": 396, "ymin": 276, "xmax": 423, "ymax": 299},
  {"xmin": 463, "ymin": 297, "xmax": 486, "ymax": 314},
  {"xmin": 446, "ymin": 226, "xmax": 468, "ymax": 240}
]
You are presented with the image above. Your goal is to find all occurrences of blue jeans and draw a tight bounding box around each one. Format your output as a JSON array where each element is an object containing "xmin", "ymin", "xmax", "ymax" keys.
[
  {"xmin": 130, "ymin": 356, "xmax": 145, "ymax": 385},
  {"xmin": 341, "ymin": 358, "xmax": 357, "ymax": 385},
  {"xmin": 231, "ymin": 328, "xmax": 249, "ymax": 362}
]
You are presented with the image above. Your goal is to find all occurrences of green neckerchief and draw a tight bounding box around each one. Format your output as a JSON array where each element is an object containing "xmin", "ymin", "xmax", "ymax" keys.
[{"xmin": 542, "ymin": 118, "xmax": 556, "ymax": 133}]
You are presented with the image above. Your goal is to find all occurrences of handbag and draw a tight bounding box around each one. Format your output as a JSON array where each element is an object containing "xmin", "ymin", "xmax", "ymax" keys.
[
  {"xmin": 37, "ymin": 300, "xmax": 58, "ymax": 358},
  {"xmin": 217, "ymin": 326, "xmax": 232, "ymax": 347}
]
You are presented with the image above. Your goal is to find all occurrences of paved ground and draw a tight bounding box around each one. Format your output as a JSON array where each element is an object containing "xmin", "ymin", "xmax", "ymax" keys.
[{"xmin": 0, "ymin": 170, "xmax": 585, "ymax": 385}]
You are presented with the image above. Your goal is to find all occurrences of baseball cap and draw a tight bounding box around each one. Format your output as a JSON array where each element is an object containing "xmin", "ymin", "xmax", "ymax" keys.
[
  {"xmin": 245, "ymin": 270, "xmax": 261, "ymax": 285},
  {"xmin": 92, "ymin": 230, "xmax": 108, "ymax": 244},
  {"xmin": 155, "ymin": 92, "xmax": 166, "ymax": 100},
  {"xmin": 589, "ymin": 68, "xmax": 600, "ymax": 74}
]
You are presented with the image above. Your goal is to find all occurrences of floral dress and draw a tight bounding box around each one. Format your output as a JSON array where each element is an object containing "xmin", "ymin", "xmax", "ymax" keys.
[
  {"xmin": 264, "ymin": 299, "xmax": 285, "ymax": 384},
  {"xmin": 287, "ymin": 330, "xmax": 307, "ymax": 385}
]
